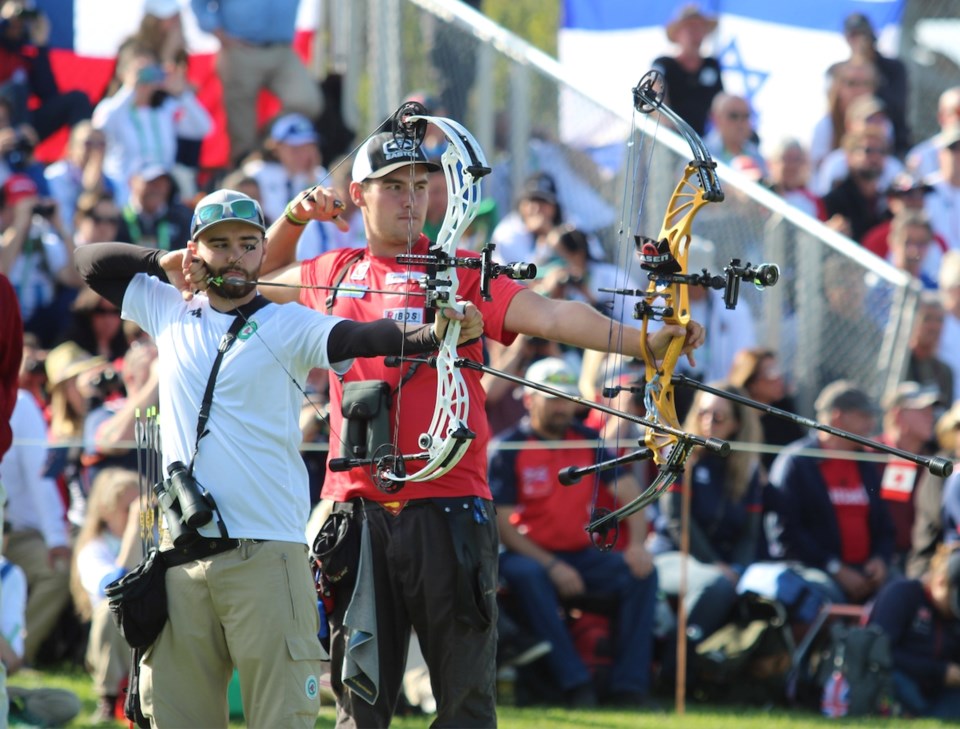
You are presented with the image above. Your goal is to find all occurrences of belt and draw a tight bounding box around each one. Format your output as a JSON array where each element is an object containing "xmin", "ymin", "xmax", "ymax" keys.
[{"xmin": 161, "ymin": 537, "xmax": 261, "ymax": 567}]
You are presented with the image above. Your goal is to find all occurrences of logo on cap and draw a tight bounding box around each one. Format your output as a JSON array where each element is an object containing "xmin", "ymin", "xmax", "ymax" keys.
[{"xmin": 382, "ymin": 137, "xmax": 419, "ymax": 161}]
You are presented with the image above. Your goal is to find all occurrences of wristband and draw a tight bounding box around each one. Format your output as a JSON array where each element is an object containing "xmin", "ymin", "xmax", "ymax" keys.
[
  {"xmin": 545, "ymin": 557, "xmax": 559, "ymax": 572},
  {"xmin": 284, "ymin": 202, "xmax": 307, "ymax": 226}
]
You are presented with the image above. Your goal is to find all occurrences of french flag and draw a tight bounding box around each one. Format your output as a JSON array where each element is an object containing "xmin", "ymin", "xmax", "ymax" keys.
[
  {"xmin": 32, "ymin": 0, "xmax": 317, "ymax": 169},
  {"xmin": 558, "ymin": 0, "xmax": 906, "ymax": 152}
]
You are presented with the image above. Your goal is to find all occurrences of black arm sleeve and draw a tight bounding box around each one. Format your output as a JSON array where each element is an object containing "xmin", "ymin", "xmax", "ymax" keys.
[
  {"xmin": 75, "ymin": 242, "xmax": 169, "ymax": 309},
  {"xmin": 326, "ymin": 319, "xmax": 437, "ymax": 361}
]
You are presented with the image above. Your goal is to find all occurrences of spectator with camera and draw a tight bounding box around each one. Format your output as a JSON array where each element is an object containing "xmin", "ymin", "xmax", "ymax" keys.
[
  {"xmin": 92, "ymin": 45, "xmax": 211, "ymax": 206},
  {"xmin": 534, "ymin": 224, "xmax": 641, "ymax": 324},
  {"xmin": 44, "ymin": 122, "xmax": 118, "ymax": 236},
  {"xmin": 0, "ymin": 0, "xmax": 91, "ymax": 143},
  {"xmin": 82, "ymin": 340, "xmax": 159, "ymax": 498},
  {"xmin": 0, "ymin": 173, "xmax": 82, "ymax": 348}
]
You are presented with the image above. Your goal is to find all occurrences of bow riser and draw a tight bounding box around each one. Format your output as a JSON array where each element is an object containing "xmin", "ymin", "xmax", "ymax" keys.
[{"xmin": 376, "ymin": 114, "xmax": 490, "ymax": 489}]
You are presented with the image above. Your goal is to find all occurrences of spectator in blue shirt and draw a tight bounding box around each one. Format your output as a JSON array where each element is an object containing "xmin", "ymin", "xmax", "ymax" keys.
[{"xmin": 191, "ymin": 0, "xmax": 323, "ymax": 163}]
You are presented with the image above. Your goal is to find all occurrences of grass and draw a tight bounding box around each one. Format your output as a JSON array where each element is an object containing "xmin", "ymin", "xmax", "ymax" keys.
[{"xmin": 13, "ymin": 664, "xmax": 950, "ymax": 729}]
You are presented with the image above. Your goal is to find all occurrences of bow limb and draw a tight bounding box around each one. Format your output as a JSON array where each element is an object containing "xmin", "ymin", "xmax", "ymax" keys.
[
  {"xmin": 375, "ymin": 110, "xmax": 491, "ymax": 490},
  {"xmin": 629, "ymin": 70, "xmax": 724, "ymax": 483}
]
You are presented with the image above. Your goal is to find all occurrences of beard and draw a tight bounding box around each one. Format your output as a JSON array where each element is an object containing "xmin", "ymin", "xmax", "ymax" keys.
[{"xmin": 208, "ymin": 265, "xmax": 259, "ymax": 299}]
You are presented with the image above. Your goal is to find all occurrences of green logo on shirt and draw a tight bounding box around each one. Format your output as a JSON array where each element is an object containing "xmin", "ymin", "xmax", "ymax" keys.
[{"xmin": 237, "ymin": 321, "xmax": 258, "ymax": 341}]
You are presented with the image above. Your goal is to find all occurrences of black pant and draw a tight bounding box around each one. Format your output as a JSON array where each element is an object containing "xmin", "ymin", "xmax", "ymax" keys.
[{"xmin": 328, "ymin": 498, "xmax": 499, "ymax": 728}]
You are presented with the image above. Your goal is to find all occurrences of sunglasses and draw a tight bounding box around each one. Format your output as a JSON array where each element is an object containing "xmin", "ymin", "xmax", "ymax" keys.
[
  {"xmin": 725, "ymin": 111, "xmax": 750, "ymax": 121},
  {"xmin": 91, "ymin": 213, "xmax": 120, "ymax": 225},
  {"xmin": 191, "ymin": 200, "xmax": 263, "ymax": 237}
]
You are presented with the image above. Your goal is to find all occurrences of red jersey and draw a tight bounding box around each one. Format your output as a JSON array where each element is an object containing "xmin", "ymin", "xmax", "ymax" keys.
[
  {"xmin": 0, "ymin": 275, "xmax": 23, "ymax": 460},
  {"xmin": 300, "ymin": 235, "xmax": 523, "ymax": 502},
  {"xmin": 489, "ymin": 421, "xmax": 618, "ymax": 552},
  {"xmin": 819, "ymin": 459, "xmax": 871, "ymax": 565}
]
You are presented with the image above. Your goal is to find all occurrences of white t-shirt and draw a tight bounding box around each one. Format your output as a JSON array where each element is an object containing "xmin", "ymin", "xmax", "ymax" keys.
[
  {"xmin": 122, "ymin": 274, "xmax": 352, "ymax": 543},
  {"xmin": 0, "ymin": 391, "xmax": 69, "ymax": 549},
  {"xmin": 8, "ymin": 222, "xmax": 70, "ymax": 321}
]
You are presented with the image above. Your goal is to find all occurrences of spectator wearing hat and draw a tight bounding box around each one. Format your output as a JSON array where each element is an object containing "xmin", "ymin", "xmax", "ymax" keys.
[
  {"xmin": 92, "ymin": 45, "xmax": 212, "ymax": 206},
  {"xmin": 875, "ymin": 382, "xmax": 939, "ymax": 571},
  {"xmin": 704, "ymin": 93, "xmax": 767, "ymax": 176},
  {"xmin": 908, "ymin": 403, "xmax": 960, "ymax": 578},
  {"xmin": 191, "ymin": 0, "xmax": 323, "ymax": 164},
  {"xmin": 925, "ymin": 125, "xmax": 960, "ymax": 252},
  {"xmin": 490, "ymin": 171, "xmax": 566, "ymax": 269},
  {"xmin": 908, "ymin": 87, "xmax": 960, "ymax": 180},
  {"xmin": 842, "ymin": 12, "xmax": 910, "ymax": 157},
  {"xmin": 117, "ymin": 163, "xmax": 191, "ymax": 251},
  {"xmin": 869, "ymin": 543, "xmax": 960, "ymax": 718},
  {"xmin": 651, "ymin": 3, "xmax": 723, "ymax": 136},
  {"xmin": 534, "ymin": 224, "xmax": 642, "ymax": 324},
  {"xmin": 490, "ymin": 357, "xmax": 659, "ymax": 708},
  {"xmin": 765, "ymin": 380, "xmax": 895, "ymax": 604},
  {"xmin": 0, "ymin": 173, "xmax": 82, "ymax": 347},
  {"xmin": 243, "ymin": 113, "xmax": 335, "ymax": 259},
  {"xmin": 812, "ymin": 95, "xmax": 904, "ymax": 196},
  {"xmin": 863, "ymin": 174, "xmax": 948, "ymax": 271}
]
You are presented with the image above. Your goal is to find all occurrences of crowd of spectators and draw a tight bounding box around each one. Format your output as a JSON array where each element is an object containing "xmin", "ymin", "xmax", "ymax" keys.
[{"xmin": 5, "ymin": 0, "xmax": 960, "ymax": 723}]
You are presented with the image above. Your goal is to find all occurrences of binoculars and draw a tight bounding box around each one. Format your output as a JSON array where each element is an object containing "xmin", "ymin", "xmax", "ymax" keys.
[{"xmin": 154, "ymin": 461, "xmax": 214, "ymax": 548}]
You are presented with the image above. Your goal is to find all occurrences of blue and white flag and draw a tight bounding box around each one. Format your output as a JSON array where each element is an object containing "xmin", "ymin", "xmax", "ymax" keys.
[{"xmin": 558, "ymin": 0, "xmax": 906, "ymax": 153}]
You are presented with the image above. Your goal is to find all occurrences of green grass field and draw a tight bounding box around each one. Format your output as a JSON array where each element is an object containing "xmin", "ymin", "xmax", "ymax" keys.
[{"xmin": 12, "ymin": 664, "xmax": 949, "ymax": 728}]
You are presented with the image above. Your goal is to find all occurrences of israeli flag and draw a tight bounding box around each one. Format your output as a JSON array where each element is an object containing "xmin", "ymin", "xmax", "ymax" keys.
[{"xmin": 558, "ymin": 0, "xmax": 906, "ymax": 154}]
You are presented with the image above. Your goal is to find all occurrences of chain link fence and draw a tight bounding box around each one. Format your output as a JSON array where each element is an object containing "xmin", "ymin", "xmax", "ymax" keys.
[{"xmin": 333, "ymin": 0, "xmax": 921, "ymax": 416}]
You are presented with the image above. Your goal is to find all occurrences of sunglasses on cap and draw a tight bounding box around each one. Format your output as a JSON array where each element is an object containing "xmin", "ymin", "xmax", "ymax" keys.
[{"xmin": 190, "ymin": 199, "xmax": 264, "ymax": 238}]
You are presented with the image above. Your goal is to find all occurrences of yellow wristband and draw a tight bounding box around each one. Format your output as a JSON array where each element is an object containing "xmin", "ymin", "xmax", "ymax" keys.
[{"xmin": 284, "ymin": 203, "xmax": 307, "ymax": 226}]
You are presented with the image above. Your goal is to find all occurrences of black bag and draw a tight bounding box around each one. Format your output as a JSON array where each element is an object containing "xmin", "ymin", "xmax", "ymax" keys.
[
  {"xmin": 104, "ymin": 548, "xmax": 169, "ymax": 650},
  {"xmin": 815, "ymin": 623, "xmax": 893, "ymax": 717},
  {"xmin": 692, "ymin": 592, "xmax": 794, "ymax": 704},
  {"xmin": 312, "ymin": 510, "xmax": 361, "ymax": 593}
]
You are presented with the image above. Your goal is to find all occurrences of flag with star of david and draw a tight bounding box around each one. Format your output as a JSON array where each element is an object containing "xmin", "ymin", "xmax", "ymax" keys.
[{"xmin": 558, "ymin": 0, "xmax": 906, "ymax": 155}]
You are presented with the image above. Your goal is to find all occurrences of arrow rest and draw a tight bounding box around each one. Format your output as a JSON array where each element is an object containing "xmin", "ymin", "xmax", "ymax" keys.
[{"xmin": 373, "ymin": 444, "xmax": 408, "ymax": 494}]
